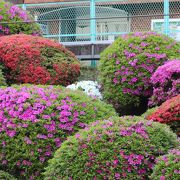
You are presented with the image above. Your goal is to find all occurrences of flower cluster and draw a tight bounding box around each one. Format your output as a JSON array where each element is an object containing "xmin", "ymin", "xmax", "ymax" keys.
[
  {"xmin": 0, "ymin": 34, "xmax": 80, "ymax": 85},
  {"xmin": 44, "ymin": 116, "xmax": 178, "ymax": 179},
  {"xmin": 149, "ymin": 60, "xmax": 180, "ymax": 106},
  {"xmin": 147, "ymin": 95, "xmax": 180, "ymax": 135},
  {"xmin": 150, "ymin": 148, "xmax": 180, "ymax": 180},
  {"xmin": 67, "ymin": 81, "xmax": 102, "ymax": 99},
  {"xmin": 0, "ymin": 85, "xmax": 116, "ymax": 179},
  {"xmin": 99, "ymin": 32, "xmax": 180, "ymax": 115},
  {"xmin": 0, "ymin": 0, "xmax": 41, "ymax": 36}
]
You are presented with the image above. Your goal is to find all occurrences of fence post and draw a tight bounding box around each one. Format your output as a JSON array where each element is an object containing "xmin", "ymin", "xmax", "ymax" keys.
[
  {"xmin": 90, "ymin": 0, "xmax": 97, "ymax": 67},
  {"xmin": 22, "ymin": 3, "xmax": 27, "ymax": 11},
  {"xmin": 164, "ymin": 0, "xmax": 170, "ymax": 36}
]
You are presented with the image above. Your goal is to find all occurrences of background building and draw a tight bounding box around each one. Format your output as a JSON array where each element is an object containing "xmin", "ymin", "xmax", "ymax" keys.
[{"xmin": 8, "ymin": 0, "xmax": 180, "ymax": 62}]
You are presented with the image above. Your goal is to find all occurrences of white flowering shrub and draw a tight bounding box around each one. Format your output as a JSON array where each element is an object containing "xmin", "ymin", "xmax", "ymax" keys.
[{"xmin": 66, "ymin": 81, "xmax": 102, "ymax": 100}]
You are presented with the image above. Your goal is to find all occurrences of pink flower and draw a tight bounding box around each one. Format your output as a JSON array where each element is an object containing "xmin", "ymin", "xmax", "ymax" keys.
[{"xmin": 160, "ymin": 176, "xmax": 166, "ymax": 180}]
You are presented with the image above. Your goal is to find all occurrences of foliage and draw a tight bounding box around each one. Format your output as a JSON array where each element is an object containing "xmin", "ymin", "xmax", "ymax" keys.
[
  {"xmin": 0, "ymin": 68, "xmax": 7, "ymax": 86},
  {"xmin": 44, "ymin": 116, "xmax": 178, "ymax": 180},
  {"xmin": 0, "ymin": 170, "xmax": 16, "ymax": 180},
  {"xmin": 149, "ymin": 60, "xmax": 180, "ymax": 107},
  {"xmin": 0, "ymin": 85, "xmax": 116, "ymax": 179},
  {"xmin": 150, "ymin": 148, "xmax": 180, "ymax": 180},
  {"xmin": 0, "ymin": 0, "xmax": 41, "ymax": 36},
  {"xmin": 141, "ymin": 107, "xmax": 158, "ymax": 119},
  {"xmin": 99, "ymin": 32, "xmax": 180, "ymax": 115},
  {"xmin": 147, "ymin": 95, "xmax": 180, "ymax": 136},
  {"xmin": 79, "ymin": 66, "xmax": 99, "ymax": 81},
  {"xmin": 0, "ymin": 34, "xmax": 80, "ymax": 85}
]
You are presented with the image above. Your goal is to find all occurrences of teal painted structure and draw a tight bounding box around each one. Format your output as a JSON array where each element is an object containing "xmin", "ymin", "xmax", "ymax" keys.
[
  {"xmin": 164, "ymin": 0, "xmax": 170, "ymax": 36},
  {"xmin": 19, "ymin": 0, "xmax": 180, "ymax": 43},
  {"xmin": 17, "ymin": 0, "xmax": 180, "ymax": 66}
]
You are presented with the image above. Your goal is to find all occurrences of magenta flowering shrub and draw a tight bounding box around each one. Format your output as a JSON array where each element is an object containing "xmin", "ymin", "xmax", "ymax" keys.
[
  {"xmin": 150, "ymin": 149, "xmax": 180, "ymax": 180},
  {"xmin": 99, "ymin": 32, "xmax": 180, "ymax": 115},
  {"xmin": 0, "ymin": 0, "xmax": 41, "ymax": 36},
  {"xmin": 44, "ymin": 116, "xmax": 178, "ymax": 179},
  {"xmin": 0, "ymin": 85, "xmax": 116, "ymax": 179},
  {"xmin": 149, "ymin": 60, "xmax": 180, "ymax": 107}
]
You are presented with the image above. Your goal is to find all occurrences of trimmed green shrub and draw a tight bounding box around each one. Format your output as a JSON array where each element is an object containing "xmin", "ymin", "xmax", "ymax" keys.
[
  {"xmin": 44, "ymin": 116, "xmax": 178, "ymax": 180},
  {"xmin": 0, "ymin": 85, "xmax": 116, "ymax": 179},
  {"xmin": 0, "ymin": 0, "xmax": 41, "ymax": 36},
  {"xmin": 150, "ymin": 149, "xmax": 180, "ymax": 180},
  {"xmin": 99, "ymin": 32, "xmax": 180, "ymax": 115},
  {"xmin": 0, "ymin": 34, "xmax": 80, "ymax": 85},
  {"xmin": 0, "ymin": 170, "xmax": 16, "ymax": 180}
]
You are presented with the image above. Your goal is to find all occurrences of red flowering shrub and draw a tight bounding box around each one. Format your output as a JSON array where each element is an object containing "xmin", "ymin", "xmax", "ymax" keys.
[
  {"xmin": 44, "ymin": 116, "xmax": 178, "ymax": 179},
  {"xmin": 0, "ymin": 85, "xmax": 116, "ymax": 179},
  {"xmin": 0, "ymin": 34, "xmax": 80, "ymax": 85},
  {"xmin": 147, "ymin": 95, "xmax": 180, "ymax": 135},
  {"xmin": 149, "ymin": 60, "xmax": 180, "ymax": 107}
]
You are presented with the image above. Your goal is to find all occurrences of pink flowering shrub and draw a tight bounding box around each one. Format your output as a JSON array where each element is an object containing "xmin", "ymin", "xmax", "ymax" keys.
[
  {"xmin": 150, "ymin": 148, "xmax": 180, "ymax": 180},
  {"xmin": 0, "ymin": 85, "xmax": 116, "ymax": 179},
  {"xmin": 99, "ymin": 32, "xmax": 180, "ymax": 115},
  {"xmin": 44, "ymin": 116, "xmax": 178, "ymax": 179},
  {"xmin": 149, "ymin": 60, "xmax": 180, "ymax": 107},
  {"xmin": 0, "ymin": 0, "xmax": 41, "ymax": 36}
]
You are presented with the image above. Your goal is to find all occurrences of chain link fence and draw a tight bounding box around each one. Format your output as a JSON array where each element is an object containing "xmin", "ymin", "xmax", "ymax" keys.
[
  {"xmin": 17, "ymin": 0, "xmax": 180, "ymax": 44},
  {"xmin": 1, "ymin": 0, "xmax": 180, "ymax": 66}
]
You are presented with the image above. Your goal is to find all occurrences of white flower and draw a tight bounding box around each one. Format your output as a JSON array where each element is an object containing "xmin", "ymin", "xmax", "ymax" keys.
[{"xmin": 66, "ymin": 81, "xmax": 102, "ymax": 100}]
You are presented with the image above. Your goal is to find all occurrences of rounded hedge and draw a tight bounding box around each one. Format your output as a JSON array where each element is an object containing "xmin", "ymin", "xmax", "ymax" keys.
[
  {"xmin": 44, "ymin": 116, "xmax": 178, "ymax": 180},
  {"xmin": 0, "ymin": 85, "xmax": 116, "ymax": 179},
  {"xmin": 149, "ymin": 60, "xmax": 180, "ymax": 107},
  {"xmin": 0, "ymin": 170, "xmax": 16, "ymax": 180},
  {"xmin": 0, "ymin": 34, "xmax": 80, "ymax": 85},
  {"xmin": 147, "ymin": 95, "xmax": 180, "ymax": 136},
  {"xmin": 99, "ymin": 32, "xmax": 180, "ymax": 115},
  {"xmin": 150, "ymin": 149, "xmax": 180, "ymax": 180},
  {"xmin": 0, "ymin": 1, "xmax": 41, "ymax": 36}
]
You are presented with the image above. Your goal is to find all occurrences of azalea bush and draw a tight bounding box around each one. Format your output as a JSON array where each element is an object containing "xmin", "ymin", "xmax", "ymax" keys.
[
  {"xmin": 147, "ymin": 95, "xmax": 180, "ymax": 136},
  {"xmin": 0, "ymin": 34, "xmax": 80, "ymax": 85},
  {"xmin": 0, "ymin": 0, "xmax": 41, "ymax": 36},
  {"xmin": 0, "ymin": 85, "xmax": 116, "ymax": 179},
  {"xmin": 0, "ymin": 170, "xmax": 16, "ymax": 180},
  {"xmin": 44, "ymin": 116, "xmax": 178, "ymax": 179},
  {"xmin": 150, "ymin": 149, "xmax": 180, "ymax": 180},
  {"xmin": 67, "ymin": 81, "xmax": 102, "ymax": 99},
  {"xmin": 99, "ymin": 32, "xmax": 180, "ymax": 115},
  {"xmin": 149, "ymin": 60, "xmax": 180, "ymax": 107}
]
